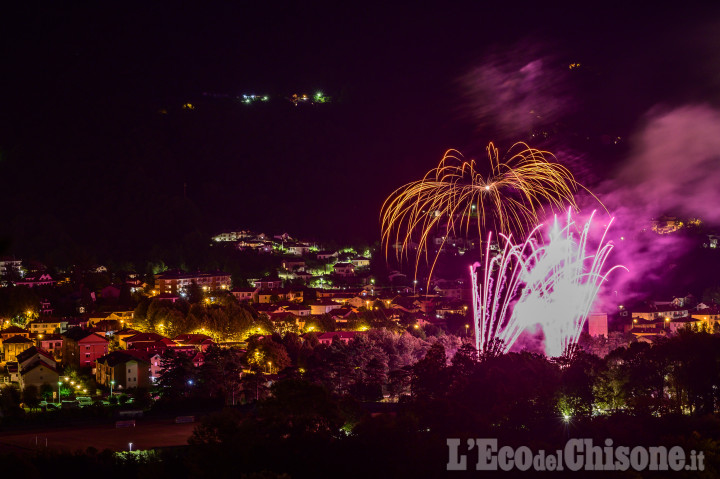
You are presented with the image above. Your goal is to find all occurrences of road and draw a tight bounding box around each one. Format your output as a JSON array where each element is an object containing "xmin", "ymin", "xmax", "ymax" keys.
[{"xmin": 0, "ymin": 418, "xmax": 197, "ymax": 453}]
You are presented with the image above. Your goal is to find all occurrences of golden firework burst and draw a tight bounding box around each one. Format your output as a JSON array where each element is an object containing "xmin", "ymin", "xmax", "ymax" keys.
[{"xmin": 381, "ymin": 142, "xmax": 594, "ymax": 276}]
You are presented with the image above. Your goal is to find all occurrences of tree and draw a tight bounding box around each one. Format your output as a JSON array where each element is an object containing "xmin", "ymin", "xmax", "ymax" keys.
[
  {"xmin": 411, "ymin": 343, "xmax": 447, "ymax": 400},
  {"xmin": 0, "ymin": 385, "xmax": 23, "ymax": 417},
  {"xmin": 22, "ymin": 385, "xmax": 40, "ymax": 410},
  {"xmin": 157, "ymin": 348, "xmax": 195, "ymax": 400},
  {"xmin": 246, "ymin": 337, "xmax": 291, "ymax": 373},
  {"xmin": 39, "ymin": 383, "xmax": 54, "ymax": 402},
  {"xmin": 256, "ymin": 380, "xmax": 344, "ymax": 441},
  {"xmin": 188, "ymin": 280, "xmax": 203, "ymax": 304},
  {"xmin": 557, "ymin": 351, "xmax": 602, "ymax": 418},
  {"xmin": 199, "ymin": 346, "xmax": 244, "ymax": 404},
  {"xmin": 118, "ymin": 283, "xmax": 132, "ymax": 306},
  {"xmin": 240, "ymin": 372, "xmax": 269, "ymax": 403},
  {"xmin": 447, "ymin": 343, "xmax": 478, "ymax": 394}
]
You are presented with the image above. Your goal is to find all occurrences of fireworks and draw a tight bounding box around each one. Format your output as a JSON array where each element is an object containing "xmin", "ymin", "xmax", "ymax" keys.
[
  {"xmin": 381, "ymin": 142, "xmax": 588, "ymax": 276},
  {"xmin": 471, "ymin": 210, "xmax": 625, "ymax": 357}
]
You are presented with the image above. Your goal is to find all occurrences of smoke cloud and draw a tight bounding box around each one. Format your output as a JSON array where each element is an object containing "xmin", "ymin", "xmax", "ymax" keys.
[
  {"xmin": 597, "ymin": 105, "xmax": 720, "ymax": 304},
  {"xmin": 459, "ymin": 43, "xmax": 572, "ymax": 141}
]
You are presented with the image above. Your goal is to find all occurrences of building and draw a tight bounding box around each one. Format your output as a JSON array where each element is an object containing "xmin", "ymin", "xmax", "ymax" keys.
[
  {"xmin": 155, "ymin": 293, "xmax": 180, "ymax": 303},
  {"xmin": 88, "ymin": 311, "xmax": 134, "ymax": 327},
  {"xmin": 38, "ymin": 334, "xmax": 63, "ymax": 360},
  {"xmin": 253, "ymin": 277, "xmax": 283, "ymax": 290},
  {"xmin": 690, "ymin": 305, "xmax": 720, "ymax": 329},
  {"xmin": 631, "ymin": 305, "xmax": 689, "ymax": 322},
  {"xmin": 257, "ymin": 288, "xmax": 303, "ymax": 304},
  {"xmin": 0, "ymin": 326, "xmax": 31, "ymax": 342},
  {"xmin": 14, "ymin": 273, "xmax": 56, "ymax": 288},
  {"xmin": 154, "ymin": 270, "xmax": 231, "ymax": 295},
  {"xmin": 27, "ymin": 318, "xmax": 69, "ymax": 335},
  {"xmin": 231, "ymin": 287, "xmax": 260, "ymax": 302},
  {"xmin": 3, "ymin": 336, "xmax": 34, "ymax": 362},
  {"xmin": 0, "ymin": 257, "xmax": 22, "ymax": 277},
  {"xmin": 316, "ymin": 331, "xmax": 362, "ymax": 345},
  {"xmin": 333, "ymin": 262, "xmax": 355, "ymax": 276},
  {"xmin": 282, "ymin": 259, "xmax": 306, "ymax": 271},
  {"xmin": 96, "ymin": 350, "xmax": 152, "ymax": 390},
  {"xmin": 316, "ymin": 251, "xmax": 337, "ymax": 260},
  {"xmin": 120, "ymin": 332, "xmax": 173, "ymax": 351},
  {"xmin": 212, "ymin": 231, "xmax": 252, "ymax": 242},
  {"xmin": 285, "ymin": 304, "xmax": 311, "ymax": 317},
  {"xmin": 62, "ymin": 328, "xmax": 109, "ymax": 370},
  {"xmin": 587, "ymin": 313, "xmax": 609, "ymax": 337},
  {"xmin": 350, "ymin": 257, "xmax": 370, "ymax": 269},
  {"xmin": 433, "ymin": 280, "xmax": 466, "ymax": 300},
  {"xmin": 668, "ymin": 317, "xmax": 704, "ymax": 334},
  {"xmin": 146, "ymin": 352, "xmax": 162, "ymax": 382},
  {"xmin": 17, "ymin": 347, "xmax": 58, "ymax": 390},
  {"xmin": 39, "ymin": 299, "xmax": 53, "ymax": 315},
  {"xmin": 285, "ymin": 242, "xmax": 312, "ymax": 256},
  {"xmin": 114, "ymin": 328, "xmax": 141, "ymax": 344},
  {"xmin": 309, "ymin": 299, "xmax": 342, "ymax": 315},
  {"xmin": 173, "ymin": 334, "xmax": 214, "ymax": 352}
]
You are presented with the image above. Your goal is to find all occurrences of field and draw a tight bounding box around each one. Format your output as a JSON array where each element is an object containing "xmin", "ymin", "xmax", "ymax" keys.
[{"xmin": 0, "ymin": 418, "xmax": 196, "ymax": 453}]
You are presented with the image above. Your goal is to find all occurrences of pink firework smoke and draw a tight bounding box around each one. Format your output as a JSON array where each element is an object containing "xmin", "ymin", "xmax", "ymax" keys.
[{"xmin": 471, "ymin": 210, "xmax": 625, "ymax": 357}]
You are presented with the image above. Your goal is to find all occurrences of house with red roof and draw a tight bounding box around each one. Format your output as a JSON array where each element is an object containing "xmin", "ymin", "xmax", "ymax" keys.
[
  {"xmin": 19, "ymin": 360, "xmax": 58, "ymax": 391},
  {"xmin": 173, "ymin": 334, "xmax": 214, "ymax": 352},
  {"xmin": 38, "ymin": 334, "xmax": 63, "ymax": 360},
  {"xmin": 96, "ymin": 350, "xmax": 152, "ymax": 390},
  {"xmin": 310, "ymin": 299, "xmax": 342, "ymax": 315},
  {"xmin": 122, "ymin": 332, "xmax": 176, "ymax": 352},
  {"xmin": 231, "ymin": 286, "xmax": 260, "ymax": 302},
  {"xmin": 333, "ymin": 262, "xmax": 355, "ymax": 276},
  {"xmin": 62, "ymin": 328, "xmax": 109, "ymax": 370},
  {"xmin": 0, "ymin": 325, "xmax": 30, "ymax": 342},
  {"xmin": 17, "ymin": 347, "xmax": 58, "ymax": 390}
]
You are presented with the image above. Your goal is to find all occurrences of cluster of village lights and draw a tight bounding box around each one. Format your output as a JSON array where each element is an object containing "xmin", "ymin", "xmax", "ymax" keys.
[{"xmin": 56, "ymin": 376, "xmax": 88, "ymax": 404}]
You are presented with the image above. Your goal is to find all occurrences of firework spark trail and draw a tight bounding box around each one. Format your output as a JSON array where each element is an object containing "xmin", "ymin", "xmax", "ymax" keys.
[
  {"xmin": 471, "ymin": 210, "xmax": 626, "ymax": 357},
  {"xmin": 381, "ymin": 142, "xmax": 587, "ymax": 280}
]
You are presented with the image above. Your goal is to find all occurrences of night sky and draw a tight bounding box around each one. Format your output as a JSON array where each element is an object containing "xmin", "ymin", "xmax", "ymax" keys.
[{"xmin": 2, "ymin": 2, "xmax": 720, "ymax": 267}]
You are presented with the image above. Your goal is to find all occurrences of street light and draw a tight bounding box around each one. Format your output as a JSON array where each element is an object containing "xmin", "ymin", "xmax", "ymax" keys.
[
  {"xmin": 110, "ymin": 380, "xmax": 115, "ymax": 398},
  {"xmin": 57, "ymin": 381, "xmax": 62, "ymax": 405}
]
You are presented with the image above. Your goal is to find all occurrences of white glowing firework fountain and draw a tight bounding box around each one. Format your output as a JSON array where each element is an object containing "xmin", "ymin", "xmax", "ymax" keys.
[{"xmin": 470, "ymin": 210, "xmax": 625, "ymax": 357}]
